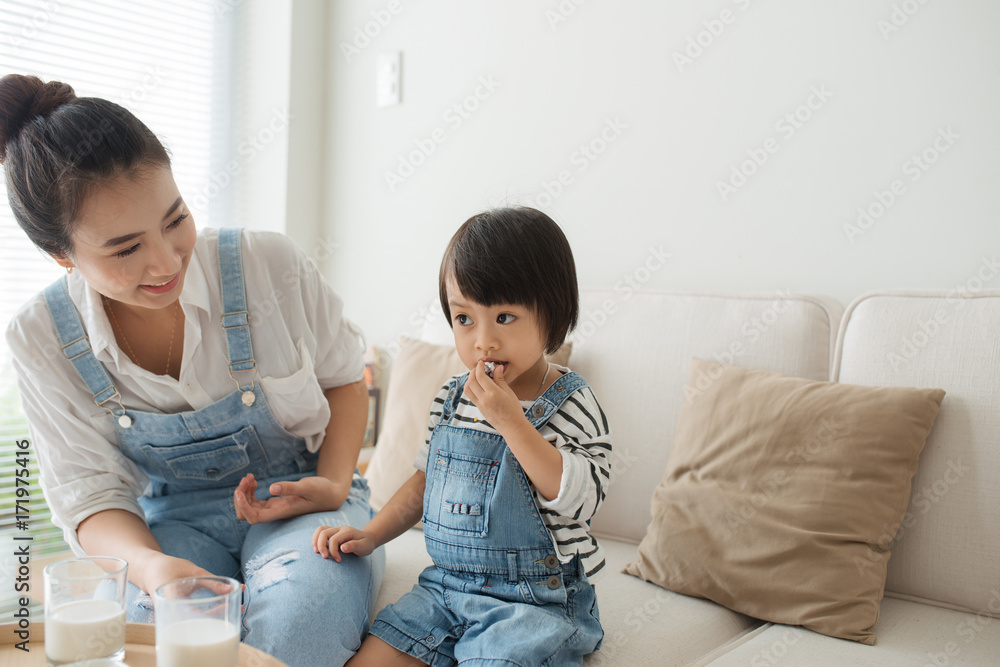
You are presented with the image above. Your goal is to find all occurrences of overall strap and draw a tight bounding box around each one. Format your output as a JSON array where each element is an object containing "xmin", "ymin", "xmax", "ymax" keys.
[
  {"xmin": 42, "ymin": 277, "xmax": 128, "ymax": 418},
  {"xmin": 524, "ymin": 371, "xmax": 589, "ymax": 429},
  {"xmin": 440, "ymin": 374, "xmax": 468, "ymax": 421},
  {"xmin": 217, "ymin": 228, "xmax": 256, "ymax": 390},
  {"xmin": 440, "ymin": 371, "xmax": 589, "ymax": 429}
]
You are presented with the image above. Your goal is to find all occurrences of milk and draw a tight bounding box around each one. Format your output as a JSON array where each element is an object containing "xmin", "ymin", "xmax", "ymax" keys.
[
  {"xmin": 46, "ymin": 598, "xmax": 126, "ymax": 663},
  {"xmin": 157, "ymin": 617, "xmax": 239, "ymax": 667}
]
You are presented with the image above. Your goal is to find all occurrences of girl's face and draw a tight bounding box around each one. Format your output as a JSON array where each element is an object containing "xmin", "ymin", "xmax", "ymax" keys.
[
  {"xmin": 446, "ymin": 279, "xmax": 550, "ymax": 400},
  {"xmin": 54, "ymin": 166, "xmax": 196, "ymax": 313}
]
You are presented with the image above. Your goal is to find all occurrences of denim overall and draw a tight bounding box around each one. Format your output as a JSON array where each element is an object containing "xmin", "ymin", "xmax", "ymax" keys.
[
  {"xmin": 371, "ymin": 371, "xmax": 603, "ymax": 666},
  {"xmin": 43, "ymin": 228, "xmax": 383, "ymax": 667}
]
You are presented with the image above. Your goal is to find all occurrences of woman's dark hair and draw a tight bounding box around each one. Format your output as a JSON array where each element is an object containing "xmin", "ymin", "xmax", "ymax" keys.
[
  {"xmin": 0, "ymin": 74, "xmax": 170, "ymax": 258},
  {"xmin": 438, "ymin": 207, "xmax": 579, "ymax": 354}
]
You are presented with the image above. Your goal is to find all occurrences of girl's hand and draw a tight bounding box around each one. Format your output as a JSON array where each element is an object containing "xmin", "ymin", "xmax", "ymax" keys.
[
  {"xmin": 463, "ymin": 361, "xmax": 529, "ymax": 435},
  {"xmin": 312, "ymin": 525, "xmax": 376, "ymax": 562},
  {"xmin": 234, "ymin": 473, "xmax": 348, "ymax": 524}
]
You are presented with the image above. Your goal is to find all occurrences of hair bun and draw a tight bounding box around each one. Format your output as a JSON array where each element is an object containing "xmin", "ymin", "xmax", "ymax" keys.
[{"xmin": 0, "ymin": 74, "xmax": 77, "ymax": 163}]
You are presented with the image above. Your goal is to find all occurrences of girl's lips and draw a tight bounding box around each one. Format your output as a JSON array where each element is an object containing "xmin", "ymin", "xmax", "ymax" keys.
[
  {"xmin": 139, "ymin": 272, "xmax": 180, "ymax": 294},
  {"xmin": 482, "ymin": 360, "xmax": 508, "ymax": 378}
]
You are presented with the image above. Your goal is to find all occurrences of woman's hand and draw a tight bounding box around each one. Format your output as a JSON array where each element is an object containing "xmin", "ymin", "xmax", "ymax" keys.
[
  {"xmin": 138, "ymin": 551, "xmax": 215, "ymax": 596},
  {"xmin": 312, "ymin": 525, "xmax": 376, "ymax": 562},
  {"xmin": 234, "ymin": 473, "xmax": 348, "ymax": 524},
  {"xmin": 463, "ymin": 361, "xmax": 531, "ymax": 435},
  {"xmin": 77, "ymin": 509, "xmax": 219, "ymax": 596}
]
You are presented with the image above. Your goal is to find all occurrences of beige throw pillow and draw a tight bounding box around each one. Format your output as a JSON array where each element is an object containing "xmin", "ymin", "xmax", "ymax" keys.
[
  {"xmin": 623, "ymin": 358, "xmax": 945, "ymax": 645},
  {"xmin": 364, "ymin": 336, "xmax": 572, "ymax": 511}
]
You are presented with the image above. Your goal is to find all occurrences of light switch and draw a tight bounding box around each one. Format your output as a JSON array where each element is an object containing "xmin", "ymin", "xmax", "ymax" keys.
[{"xmin": 376, "ymin": 51, "xmax": 401, "ymax": 108}]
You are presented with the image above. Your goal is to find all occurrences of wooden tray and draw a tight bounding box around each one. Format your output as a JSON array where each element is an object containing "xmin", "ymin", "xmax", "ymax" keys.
[{"xmin": 1, "ymin": 622, "xmax": 288, "ymax": 666}]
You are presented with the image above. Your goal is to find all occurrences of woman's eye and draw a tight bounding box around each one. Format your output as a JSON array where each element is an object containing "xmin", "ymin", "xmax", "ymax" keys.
[
  {"xmin": 168, "ymin": 213, "xmax": 189, "ymax": 229},
  {"xmin": 497, "ymin": 313, "xmax": 516, "ymax": 324},
  {"xmin": 456, "ymin": 314, "xmax": 471, "ymax": 325},
  {"xmin": 116, "ymin": 244, "xmax": 139, "ymax": 258},
  {"xmin": 113, "ymin": 213, "xmax": 187, "ymax": 259}
]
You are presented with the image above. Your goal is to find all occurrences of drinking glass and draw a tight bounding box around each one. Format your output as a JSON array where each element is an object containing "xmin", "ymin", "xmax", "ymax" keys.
[
  {"xmin": 153, "ymin": 576, "xmax": 240, "ymax": 667},
  {"xmin": 44, "ymin": 556, "xmax": 128, "ymax": 666}
]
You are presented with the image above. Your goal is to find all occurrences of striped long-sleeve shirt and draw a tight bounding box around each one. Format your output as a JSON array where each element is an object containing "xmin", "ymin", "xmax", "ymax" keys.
[{"xmin": 414, "ymin": 366, "xmax": 612, "ymax": 581}]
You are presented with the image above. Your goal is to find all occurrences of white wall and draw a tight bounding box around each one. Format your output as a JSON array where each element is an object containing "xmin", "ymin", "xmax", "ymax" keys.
[
  {"xmin": 225, "ymin": 0, "xmax": 331, "ymax": 257},
  {"xmin": 225, "ymin": 0, "xmax": 294, "ymax": 238},
  {"xmin": 315, "ymin": 0, "xmax": 1000, "ymax": 349}
]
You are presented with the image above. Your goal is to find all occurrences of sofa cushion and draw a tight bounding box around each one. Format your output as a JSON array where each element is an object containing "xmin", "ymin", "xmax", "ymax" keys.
[
  {"xmin": 583, "ymin": 538, "xmax": 761, "ymax": 666},
  {"xmin": 834, "ymin": 290, "xmax": 1000, "ymax": 616},
  {"xmin": 364, "ymin": 336, "xmax": 571, "ymax": 511},
  {"xmin": 624, "ymin": 359, "xmax": 944, "ymax": 644},
  {"xmin": 371, "ymin": 530, "xmax": 764, "ymax": 665},
  {"xmin": 372, "ymin": 528, "xmax": 434, "ymax": 617},
  {"xmin": 694, "ymin": 597, "xmax": 1000, "ymax": 666},
  {"xmin": 567, "ymin": 290, "xmax": 843, "ymax": 543}
]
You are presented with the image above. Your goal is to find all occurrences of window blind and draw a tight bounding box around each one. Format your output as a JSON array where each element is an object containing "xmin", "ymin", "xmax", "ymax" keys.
[{"xmin": 0, "ymin": 0, "xmax": 232, "ymax": 617}]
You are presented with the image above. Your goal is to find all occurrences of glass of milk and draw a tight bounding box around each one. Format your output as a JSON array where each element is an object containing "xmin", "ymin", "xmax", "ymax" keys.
[
  {"xmin": 153, "ymin": 576, "xmax": 241, "ymax": 667},
  {"xmin": 43, "ymin": 556, "xmax": 128, "ymax": 666}
]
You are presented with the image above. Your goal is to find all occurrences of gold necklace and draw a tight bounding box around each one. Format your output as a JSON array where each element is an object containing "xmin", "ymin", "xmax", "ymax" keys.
[
  {"xmin": 104, "ymin": 296, "xmax": 180, "ymax": 375},
  {"xmin": 534, "ymin": 363, "xmax": 552, "ymax": 400}
]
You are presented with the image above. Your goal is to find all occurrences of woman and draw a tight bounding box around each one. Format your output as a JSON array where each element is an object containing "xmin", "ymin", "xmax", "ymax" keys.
[{"xmin": 1, "ymin": 74, "xmax": 384, "ymax": 667}]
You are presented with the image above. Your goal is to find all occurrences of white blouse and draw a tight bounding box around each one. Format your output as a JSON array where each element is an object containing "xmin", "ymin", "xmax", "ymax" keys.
[{"xmin": 5, "ymin": 228, "xmax": 365, "ymax": 552}]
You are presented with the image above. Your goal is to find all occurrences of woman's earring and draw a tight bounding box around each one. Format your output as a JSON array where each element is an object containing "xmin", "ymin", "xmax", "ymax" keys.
[{"xmin": 66, "ymin": 267, "xmax": 73, "ymax": 274}]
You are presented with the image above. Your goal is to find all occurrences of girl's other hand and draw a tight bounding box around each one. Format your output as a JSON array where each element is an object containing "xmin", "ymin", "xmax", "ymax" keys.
[{"xmin": 312, "ymin": 525, "xmax": 375, "ymax": 562}]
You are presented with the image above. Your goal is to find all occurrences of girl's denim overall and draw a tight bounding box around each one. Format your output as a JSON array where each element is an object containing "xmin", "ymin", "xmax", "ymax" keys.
[
  {"xmin": 43, "ymin": 227, "xmax": 383, "ymax": 667},
  {"xmin": 371, "ymin": 371, "xmax": 603, "ymax": 666}
]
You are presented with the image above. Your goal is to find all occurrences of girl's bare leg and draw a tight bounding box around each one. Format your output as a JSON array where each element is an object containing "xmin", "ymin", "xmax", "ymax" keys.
[{"xmin": 346, "ymin": 635, "xmax": 427, "ymax": 667}]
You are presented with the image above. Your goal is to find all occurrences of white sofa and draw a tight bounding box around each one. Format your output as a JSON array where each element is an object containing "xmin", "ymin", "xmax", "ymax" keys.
[{"xmin": 368, "ymin": 289, "xmax": 1000, "ymax": 666}]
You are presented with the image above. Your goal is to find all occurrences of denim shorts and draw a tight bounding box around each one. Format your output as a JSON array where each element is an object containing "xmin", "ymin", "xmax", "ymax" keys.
[{"xmin": 371, "ymin": 562, "xmax": 602, "ymax": 667}]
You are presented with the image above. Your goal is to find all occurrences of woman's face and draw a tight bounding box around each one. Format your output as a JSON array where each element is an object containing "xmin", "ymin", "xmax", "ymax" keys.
[{"xmin": 56, "ymin": 166, "xmax": 197, "ymax": 312}]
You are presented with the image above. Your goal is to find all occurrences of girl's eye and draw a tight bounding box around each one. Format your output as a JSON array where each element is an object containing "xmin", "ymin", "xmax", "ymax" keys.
[
  {"xmin": 456, "ymin": 314, "xmax": 471, "ymax": 325},
  {"xmin": 497, "ymin": 313, "xmax": 516, "ymax": 324},
  {"xmin": 116, "ymin": 244, "xmax": 139, "ymax": 259}
]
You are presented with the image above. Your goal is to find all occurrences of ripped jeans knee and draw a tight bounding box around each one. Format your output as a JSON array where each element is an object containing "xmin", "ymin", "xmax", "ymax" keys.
[
  {"xmin": 125, "ymin": 582, "xmax": 154, "ymax": 624},
  {"xmin": 244, "ymin": 547, "xmax": 300, "ymax": 595}
]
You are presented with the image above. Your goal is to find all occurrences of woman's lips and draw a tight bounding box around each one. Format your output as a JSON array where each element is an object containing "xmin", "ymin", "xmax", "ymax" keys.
[{"xmin": 139, "ymin": 272, "xmax": 180, "ymax": 294}]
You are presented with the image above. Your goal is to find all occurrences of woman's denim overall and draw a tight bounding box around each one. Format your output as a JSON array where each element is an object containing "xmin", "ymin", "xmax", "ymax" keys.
[
  {"xmin": 371, "ymin": 371, "xmax": 603, "ymax": 666},
  {"xmin": 43, "ymin": 228, "xmax": 383, "ymax": 667}
]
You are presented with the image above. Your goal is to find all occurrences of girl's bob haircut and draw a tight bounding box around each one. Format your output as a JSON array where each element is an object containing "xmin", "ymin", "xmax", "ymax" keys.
[{"xmin": 438, "ymin": 207, "xmax": 579, "ymax": 354}]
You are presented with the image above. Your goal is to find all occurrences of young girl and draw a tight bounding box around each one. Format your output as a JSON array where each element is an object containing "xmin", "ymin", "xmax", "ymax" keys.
[{"xmin": 314, "ymin": 207, "xmax": 611, "ymax": 666}]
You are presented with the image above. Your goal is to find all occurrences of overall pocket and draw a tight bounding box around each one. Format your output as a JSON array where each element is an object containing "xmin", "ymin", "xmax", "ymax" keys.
[
  {"xmin": 138, "ymin": 426, "xmax": 260, "ymax": 491},
  {"xmin": 423, "ymin": 449, "xmax": 500, "ymax": 537}
]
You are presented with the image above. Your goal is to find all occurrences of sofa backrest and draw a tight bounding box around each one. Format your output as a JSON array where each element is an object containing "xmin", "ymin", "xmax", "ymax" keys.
[
  {"xmin": 833, "ymin": 290, "xmax": 1000, "ymax": 615},
  {"xmin": 571, "ymin": 289, "xmax": 842, "ymax": 543}
]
